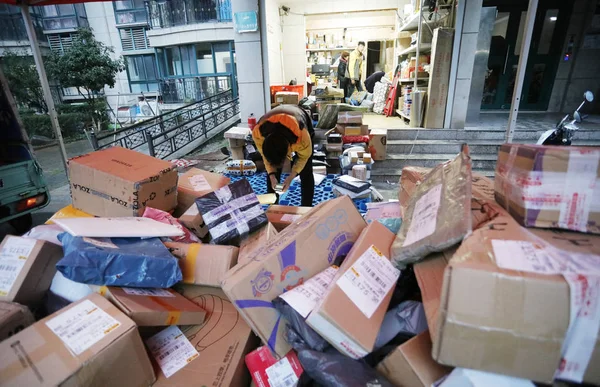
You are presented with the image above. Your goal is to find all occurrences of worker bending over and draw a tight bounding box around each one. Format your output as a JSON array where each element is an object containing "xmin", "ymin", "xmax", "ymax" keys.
[{"xmin": 252, "ymin": 105, "xmax": 314, "ymax": 207}]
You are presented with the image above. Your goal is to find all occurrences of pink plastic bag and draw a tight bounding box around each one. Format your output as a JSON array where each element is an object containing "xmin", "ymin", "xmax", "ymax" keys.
[{"xmin": 142, "ymin": 207, "xmax": 200, "ymax": 243}]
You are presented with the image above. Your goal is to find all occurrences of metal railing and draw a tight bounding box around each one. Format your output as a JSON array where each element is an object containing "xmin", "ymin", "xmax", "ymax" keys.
[
  {"xmin": 91, "ymin": 89, "xmax": 239, "ymax": 158},
  {"xmin": 146, "ymin": 0, "xmax": 231, "ymax": 28},
  {"xmin": 160, "ymin": 75, "xmax": 232, "ymax": 104}
]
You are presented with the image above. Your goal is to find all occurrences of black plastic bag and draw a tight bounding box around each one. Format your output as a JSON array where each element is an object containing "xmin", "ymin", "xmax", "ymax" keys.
[{"xmin": 273, "ymin": 298, "xmax": 331, "ymax": 352}]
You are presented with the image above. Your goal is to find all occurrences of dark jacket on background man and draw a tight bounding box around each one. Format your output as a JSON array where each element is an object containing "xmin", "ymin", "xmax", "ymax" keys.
[{"xmin": 364, "ymin": 71, "xmax": 385, "ymax": 93}]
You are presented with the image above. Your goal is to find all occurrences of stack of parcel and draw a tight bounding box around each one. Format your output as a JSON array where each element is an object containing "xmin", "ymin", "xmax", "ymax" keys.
[{"xmin": 0, "ymin": 142, "xmax": 599, "ymax": 387}]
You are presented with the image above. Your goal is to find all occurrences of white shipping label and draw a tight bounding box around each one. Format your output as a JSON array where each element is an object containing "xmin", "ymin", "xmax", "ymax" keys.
[
  {"xmin": 491, "ymin": 240, "xmax": 562, "ymax": 275},
  {"xmin": 280, "ymin": 214, "xmax": 301, "ymax": 223},
  {"xmin": 83, "ymin": 237, "xmax": 118, "ymax": 249},
  {"xmin": 403, "ymin": 184, "xmax": 442, "ymax": 246},
  {"xmin": 0, "ymin": 237, "xmax": 37, "ymax": 295},
  {"xmin": 122, "ymin": 288, "xmax": 175, "ymax": 297},
  {"xmin": 265, "ymin": 357, "xmax": 298, "ymax": 387},
  {"xmin": 336, "ymin": 246, "xmax": 400, "ymax": 318},
  {"xmin": 280, "ymin": 266, "xmax": 338, "ymax": 318},
  {"xmin": 188, "ymin": 174, "xmax": 212, "ymax": 192},
  {"xmin": 45, "ymin": 299, "xmax": 121, "ymax": 355},
  {"xmin": 246, "ymin": 144, "xmax": 256, "ymax": 154},
  {"xmin": 555, "ymin": 274, "xmax": 600, "ymax": 383},
  {"xmin": 147, "ymin": 326, "xmax": 199, "ymax": 378}
]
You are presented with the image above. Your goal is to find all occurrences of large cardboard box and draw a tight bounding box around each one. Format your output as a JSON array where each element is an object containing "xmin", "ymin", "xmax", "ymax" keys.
[
  {"xmin": 434, "ymin": 210, "xmax": 600, "ymax": 383},
  {"xmin": 175, "ymin": 168, "xmax": 230, "ymax": 216},
  {"xmin": 0, "ymin": 301, "xmax": 34, "ymax": 341},
  {"xmin": 0, "ymin": 236, "xmax": 63, "ymax": 307},
  {"xmin": 368, "ymin": 128, "xmax": 387, "ymax": 161},
  {"xmin": 69, "ymin": 146, "xmax": 178, "ymax": 217},
  {"xmin": 398, "ymin": 166, "xmax": 431, "ymax": 212},
  {"xmin": 265, "ymin": 205, "xmax": 312, "ymax": 232},
  {"xmin": 424, "ymin": 28, "xmax": 454, "ymax": 129},
  {"xmin": 165, "ymin": 241, "xmax": 239, "ymax": 287},
  {"xmin": 221, "ymin": 196, "xmax": 366, "ymax": 356},
  {"xmin": 376, "ymin": 331, "xmax": 452, "ymax": 387},
  {"xmin": 238, "ymin": 223, "xmax": 279, "ymax": 266},
  {"xmin": 178, "ymin": 204, "xmax": 209, "ymax": 239},
  {"xmin": 101, "ymin": 286, "xmax": 206, "ymax": 326},
  {"xmin": 307, "ymin": 221, "xmax": 398, "ymax": 359},
  {"xmin": 275, "ymin": 91, "xmax": 299, "ymax": 105},
  {"xmin": 495, "ymin": 143, "xmax": 600, "ymax": 234},
  {"xmin": 0, "ymin": 293, "xmax": 156, "ymax": 386},
  {"xmin": 153, "ymin": 285, "xmax": 257, "ymax": 386},
  {"xmin": 336, "ymin": 124, "xmax": 369, "ymax": 136}
]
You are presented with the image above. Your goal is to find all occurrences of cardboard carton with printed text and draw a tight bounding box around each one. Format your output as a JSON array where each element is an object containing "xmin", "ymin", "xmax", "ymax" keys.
[
  {"xmin": 68, "ymin": 146, "xmax": 178, "ymax": 217},
  {"xmin": 152, "ymin": 285, "xmax": 257, "ymax": 386},
  {"xmin": 0, "ymin": 301, "xmax": 35, "ymax": 341},
  {"xmin": 175, "ymin": 168, "xmax": 230, "ymax": 216},
  {"xmin": 306, "ymin": 221, "xmax": 398, "ymax": 358},
  {"xmin": 434, "ymin": 207, "xmax": 600, "ymax": 384},
  {"xmin": 238, "ymin": 223, "xmax": 279, "ymax": 266},
  {"xmin": 0, "ymin": 293, "xmax": 156, "ymax": 386},
  {"xmin": 495, "ymin": 143, "xmax": 600, "ymax": 234},
  {"xmin": 221, "ymin": 196, "xmax": 366, "ymax": 356},
  {"xmin": 165, "ymin": 241, "xmax": 239, "ymax": 287},
  {"xmin": 0, "ymin": 235, "xmax": 63, "ymax": 307},
  {"xmin": 266, "ymin": 205, "xmax": 312, "ymax": 232}
]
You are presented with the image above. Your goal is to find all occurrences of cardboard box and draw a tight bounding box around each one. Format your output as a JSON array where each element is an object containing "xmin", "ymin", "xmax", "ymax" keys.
[
  {"xmin": 424, "ymin": 28, "xmax": 454, "ymax": 128},
  {"xmin": 0, "ymin": 236, "xmax": 63, "ymax": 307},
  {"xmin": 338, "ymin": 111, "xmax": 363, "ymax": 124},
  {"xmin": 153, "ymin": 285, "xmax": 257, "ymax": 387},
  {"xmin": 246, "ymin": 346, "xmax": 303, "ymax": 387},
  {"xmin": 178, "ymin": 204, "xmax": 209, "ymax": 239},
  {"xmin": 221, "ymin": 196, "xmax": 366, "ymax": 356},
  {"xmin": 0, "ymin": 293, "xmax": 156, "ymax": 386},
  {"xmin": 238, "ymin": 223, "xmax": 279, "ymax": 266},
  {"xmin": 434, "ymin": 212, "xmax": 600, "ymax": 383},
  {"xmin": 336, "ymin": 124, "xmax": 368, "ymax": 136},
  {"xmin": 69, "ymin": 146, "xmax": 178, "ymax": 217},
  {"xmin": 0, "ymin": 301, "xmax": 34, "ymax": 341},
  {"xmin": 175, "ymin": 168, "xmax": 230, "ymax": 216},
  {"xmin": 368, "ymin": 128, "xmax": 387, "ymax": 161},
  {"xmin": 101, "ymin": 286, "xmax": 206, "ymax": 326},
  {"xmin": 307, "ymin": 221, "xmax": 398, "ymax": 358},
  {"xmin": 265, "ymin": 205, "xmax": 312, "ymax": 232},
  {"xmin": 376, "ymin": 331, "xmax": 452, "ymax": 387},
  {"xmin": 165, "ymin": 241, "xmax": 239, "ymax": 287},
  {"xmin": 495, "ymin": 144, "xmax": 600, "ymax": 234},
  {"xmin": 275, "ymin": 91, "xmax": 299, "ymax": 105},
  {"xmin": 398, "ymin": 166, "xmax": 431, "ymax": 212}
]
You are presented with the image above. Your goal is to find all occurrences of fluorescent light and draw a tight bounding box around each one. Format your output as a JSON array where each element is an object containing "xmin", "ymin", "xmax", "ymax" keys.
[{"xmin": 550, "ymin": 16, "xmax": 557, "ymax": 21}]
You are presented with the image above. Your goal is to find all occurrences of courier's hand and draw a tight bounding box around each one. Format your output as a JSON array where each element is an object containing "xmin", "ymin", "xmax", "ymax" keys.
[
  {"xmin": 270, "ymin": 174, "xmax": 278, "ymax": 189},
  {"xmin": 351, "ymin": 79, "xmax": 356, "ymax": 85},
  {"xmin": 282, "ymin": 173, "xmax": 297, "ymax": 192}
]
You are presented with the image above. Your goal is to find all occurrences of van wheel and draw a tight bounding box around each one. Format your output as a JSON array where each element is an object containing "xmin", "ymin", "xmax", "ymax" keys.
[{"xmin": 9, "ymin": 214, "xmax": 33, "ymax": 234}]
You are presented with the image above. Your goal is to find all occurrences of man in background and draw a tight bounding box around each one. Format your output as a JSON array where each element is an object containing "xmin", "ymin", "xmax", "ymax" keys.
[
  {"xmin": 348, "ymin": 41, "xmax": 365, "ymax": 96},
  {"xmin": 364, "ymin": 69, "xmax": 385, "ymax": 93}
]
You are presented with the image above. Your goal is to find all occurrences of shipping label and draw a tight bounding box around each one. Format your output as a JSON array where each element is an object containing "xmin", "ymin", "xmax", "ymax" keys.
[
  {"xmin": 336, "ymin": 246, "xmax": 400, "ymax": 318},
  {"xmin": 122, "ymin": 288, "xmax": 175, "ymax": 297},
  {"xmin": 45, "ymin": 299, "xmax": 121, "ymax": 355},
  {"xmin": 265, "ymin": 357, "xmax": 299, "ymax": 387},
  {"xmin": 491, "ymin": 240, "xmax": 562, "ymax": 274},
  {"xmin": 147, "ymin": 326, "xmax": 199, "ymax": 378},
  {"xmin": 280, "ymin": 266, "xmax": 338, "ymax": 318},
  {"xmin": 188, "ymin": 174, "xmax": 212, "ymax": 192},
  {"xmin": 280, "ymin": 214, "xmax": 301, "ymax": 223},
  {"xmin": 0, "ymin": 237, "xmax": 36, "ymax": 295},
  {"xmin": 403, "ymin": 184, "xmax": 442, "ymax": 246}
]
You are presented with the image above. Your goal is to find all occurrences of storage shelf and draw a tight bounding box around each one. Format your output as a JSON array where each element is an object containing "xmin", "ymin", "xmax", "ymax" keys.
[
  {"xmin": 399, "ymin": 77, "xmax": 429, "ymax": 82},
  {"xmin": 396, "ymin": 109, "xmax": 411, "ymax": 120},
  {"xmin": 398, "ymin": 12, "xmax": 420, "ymax": 32},
  {"xmin": 306, "ymin": 47, "xmax": 354, "ymax": 52},
  {"xmin": 398, "ymin": 43, "xmax": 432, "ymax": 56}
]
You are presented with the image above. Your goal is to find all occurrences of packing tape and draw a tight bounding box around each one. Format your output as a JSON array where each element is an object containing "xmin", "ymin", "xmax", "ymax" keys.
[
  {"xmin": 98, "ymin": 286, "xmax": 108, "ymax": 297},
  {"xmin": 209, "ymin": 204, "xmax": 264, "ymax": 241},
  {"xmin": 149, "ymin": 296, "xmax": 181, "ymax": 325},
  {"xmin": 183, "ymin": 244, "xmax": 200, "ymax": 283},
  {"xmin": 203, "ymin": 193, "xmax": 258, "ymax": 225}
]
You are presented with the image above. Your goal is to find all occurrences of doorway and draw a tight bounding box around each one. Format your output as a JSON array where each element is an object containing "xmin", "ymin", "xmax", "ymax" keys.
[
  {"xmin": 366, "ymin": 41, "xmax": 381, "ymax": 77},
  {"xmin": 481, "ymin": 0, "xmax": 572, "ymax": 110}
]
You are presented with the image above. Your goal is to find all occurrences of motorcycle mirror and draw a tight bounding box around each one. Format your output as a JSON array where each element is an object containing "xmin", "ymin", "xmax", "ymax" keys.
[
  {"xmin": 574, "ymin": 111, "xmax": 582, "ymax": 123},
  {"xmin": 584, "ymin": 91, "xmax": 594, "ymax": 102}
]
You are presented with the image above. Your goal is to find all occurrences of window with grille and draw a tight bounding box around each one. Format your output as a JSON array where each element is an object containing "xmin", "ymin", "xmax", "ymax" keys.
[
  {"xmin": 119, "ymin": 27, "xmax": 149, "ymax": 51},
  {"xmin": 47, "ymin": 33, "xmax": 75, "ymax": 53}
]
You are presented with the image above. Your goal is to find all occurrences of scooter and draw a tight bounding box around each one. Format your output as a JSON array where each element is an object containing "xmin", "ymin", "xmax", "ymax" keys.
[{"xmin": 537, "ymin": 91, "xmax": 594, "ymax": 146}]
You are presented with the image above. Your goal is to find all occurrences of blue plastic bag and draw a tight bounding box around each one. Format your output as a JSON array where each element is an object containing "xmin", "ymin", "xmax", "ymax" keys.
[{"xmin": 57, "ymin": 233, "xmax": 182, "ymax": 288}]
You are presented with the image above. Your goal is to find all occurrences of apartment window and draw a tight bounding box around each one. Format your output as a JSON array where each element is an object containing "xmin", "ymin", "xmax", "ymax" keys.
[
  {"xmin": 126, "ymin": 54, "xmax": 159, "ymax": 92},
  {"xmin": 213, "ymin": 42, "xmax": 230, "ymax": 73},
  {"xmin": 113, "ymin": 0, "xmax": 148, "ymax": 25},
  {"xmin": 196, "ymin": 43, "xmax": 213, "ymax": 74},
  {"xmin": 119, "ymin": 27, "xmax": 150, "ymax": 50},
  {"xmin": 159, "ymin": 41, "xmax": 234, "ymax": 78},
  {"xmin": 42, "ymin": 3, "xmax": 87, "ymax": 30}
]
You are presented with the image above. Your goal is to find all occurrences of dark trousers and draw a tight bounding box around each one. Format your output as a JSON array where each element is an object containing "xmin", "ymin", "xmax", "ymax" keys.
[
  {"xmin": 266, "ymin": 133, "xmax": 315, "ymax": 207},
  {"xmin": 348, "ymin": 80, "xmax": 363, "ymax": 97},
  {"xmin": 339, "ymin": 78, "xmax": 350, "ymax": 100}
]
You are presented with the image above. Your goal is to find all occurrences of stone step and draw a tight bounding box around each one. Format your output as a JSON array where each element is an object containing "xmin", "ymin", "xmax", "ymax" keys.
[
  {"xmin": 370, "ymin": 168, "xmax": 496, "ymax": 183},
  {"xmin": 374, "ymin": 153, "xmax": 498, "ymax": 170},
  {"xmin": 386, "ymin": 140, "xmax": 501, "ymax": 154},
  {"xmin": 385, "ymin": 128, "xmax": 600, "ymax": 141}
]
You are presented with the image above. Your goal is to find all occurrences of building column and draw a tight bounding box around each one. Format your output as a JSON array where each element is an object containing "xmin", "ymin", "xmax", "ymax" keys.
[{"xmin": 231, "ymin": 0, "xmax": 270, "ymax": 123}]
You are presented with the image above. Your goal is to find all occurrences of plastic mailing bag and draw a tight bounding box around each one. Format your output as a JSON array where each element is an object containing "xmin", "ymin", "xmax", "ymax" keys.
[
  {"xmin": 142, "ymin": 207, "xmax": 200, "ymax": 243},
  {"xmin": 391, "ymin": 145, "xmax": 472, "ymax": 269},
  {"xmin": 57, "ymin": 233, "xmax": 182, "ymax": 288},
  {"xmin": 195, "ymin": 179, "xmax": 267, "ymax": 245}
]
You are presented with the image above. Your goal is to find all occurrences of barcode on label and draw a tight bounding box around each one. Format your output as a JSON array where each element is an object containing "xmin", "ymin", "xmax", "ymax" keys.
[
  {"xmin": 159, "ymin": 343, "xmax": 182, "ymax": 361},
  {"xmin": 0, "ymin": 265, "xmax": 17, "ymax": 272}
]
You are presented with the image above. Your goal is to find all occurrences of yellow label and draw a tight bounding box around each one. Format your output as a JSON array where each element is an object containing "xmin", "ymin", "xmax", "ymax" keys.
[
  {"xmin": 98, "ymin": 286, "xmax": 108, "ymax": 296},
  {"xmin": 182, "ymin": 244, "xmax": 200, "ymax": 283},
  {"xmin": 371, "ymin": 245, "xmax": 383, "ymax": 256},
  {"xmin": 165, "ymin": 311, "xmax": 181, "ymax": 325}
]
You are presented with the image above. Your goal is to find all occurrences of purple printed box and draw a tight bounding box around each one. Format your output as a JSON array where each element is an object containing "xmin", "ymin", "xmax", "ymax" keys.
[{"xmin": 221, "ymin": 196, "xmax": 366, "ymax": 356}]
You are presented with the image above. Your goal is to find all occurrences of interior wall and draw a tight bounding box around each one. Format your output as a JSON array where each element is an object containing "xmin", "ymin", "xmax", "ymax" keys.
[
  {"xmin": 265, "ymin": 0, "xmax": 284, "ymax": 85},
  {"xmin": 305, "ymin": 11, "xmax": 396, "ymax": 43},
  {"xmin": 281, "ymin": 12, "xmax": 306, "ymax": 92},
  {"xmin": 547, "ymin": 0, "xmax": 600, "ymax": 114}
]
